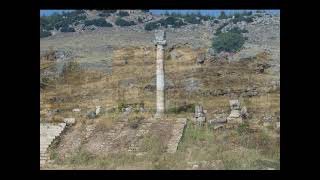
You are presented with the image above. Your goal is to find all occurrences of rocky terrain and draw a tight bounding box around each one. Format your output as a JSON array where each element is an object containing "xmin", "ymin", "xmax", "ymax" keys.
[{"xmin": 40, "ymin": 10, "xmax": 280, "ymax": 170}]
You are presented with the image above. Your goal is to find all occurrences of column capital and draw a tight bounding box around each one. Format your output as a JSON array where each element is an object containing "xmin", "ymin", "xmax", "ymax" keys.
[{"xmin": 154, "ymin": 40, "xmax": 167, "ymax": 46}]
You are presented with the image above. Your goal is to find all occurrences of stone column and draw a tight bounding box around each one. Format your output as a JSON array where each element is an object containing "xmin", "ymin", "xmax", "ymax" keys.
[{"xmin": 154, "ymin": 30, "xmax": 166, "ymax": 118}]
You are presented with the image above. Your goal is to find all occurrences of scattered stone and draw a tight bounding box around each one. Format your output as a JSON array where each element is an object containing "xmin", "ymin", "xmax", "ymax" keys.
[
  {"xmin": 72, "ymin": 108, "xmax": 81, "ymax": 112},
  {"xmin": 192, "ymin": 164, "xmax": 199, "ymax": 169},
  {"xmin": 240, "ymin": 106, "xmax": 248, "ymax": 119},
  {"xmin": 64, "ymin": 118, "xmax": 75, "ymax": 125},
  {"xmin": 194, "ymin": 105, "xmax": 206, "ymax": 125},
  {"xmin": 227, "ymin": 100, "xmax": 243, "ymax": 124},
  {"xmin": 95, "ymin": 106, "xmax": 101, "ymax": 115}
]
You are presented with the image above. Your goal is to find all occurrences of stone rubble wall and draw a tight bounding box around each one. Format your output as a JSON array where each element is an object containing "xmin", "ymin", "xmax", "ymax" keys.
[
  {"xmin": 40, "ymin": 123, "xmax": 66, "ymax": 167},
  {"xmin": 167, "ymin": 118, "xmax": 187, "ymax": 153}
]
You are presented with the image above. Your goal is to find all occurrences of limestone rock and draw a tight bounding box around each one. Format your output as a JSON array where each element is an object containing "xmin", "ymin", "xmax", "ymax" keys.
[
  {"xmin": 72, "ymin": 108, "xmax": 81, "ymax": 112},
  {"xmin": 240, "ymin": 106, "xmax": 248, "ymax": 119},
  {"xmin": 229, "ymin": 100, "xmax": 240, "ymax": 110},
  {"xmin": 95, "ymin": 106, "xmax": 101, "ymax": 115},
  {"xmin": 229, "ymin": 110, "xmax": 241, "ymax": 118},
  {"xmin": 64, "ymin": 118, "xmax": 75, "ymax": 125}
]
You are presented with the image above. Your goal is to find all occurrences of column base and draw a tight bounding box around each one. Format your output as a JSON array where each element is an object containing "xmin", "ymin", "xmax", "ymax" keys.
[{"xmin": 154, "ymin": 112, "xmax": 164, "ymax": 119}]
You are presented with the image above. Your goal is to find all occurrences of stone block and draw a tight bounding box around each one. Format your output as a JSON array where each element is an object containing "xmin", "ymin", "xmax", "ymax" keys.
[
  {"xmin": 229, "ymin": 110, "xmax": 241, "ymax": 118},
  {"xmin": 64, "ymin": 118, "xmax": 75, "ymax": 125},
  {"xmin": 229, "ymin": 100, "xmax": 240, "ymax": 110}
]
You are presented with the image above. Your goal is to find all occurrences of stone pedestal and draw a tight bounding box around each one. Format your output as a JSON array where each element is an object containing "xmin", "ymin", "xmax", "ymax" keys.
[{"xmin": 227, "ymin": 100, "xmax": 243, "ymax": 124}]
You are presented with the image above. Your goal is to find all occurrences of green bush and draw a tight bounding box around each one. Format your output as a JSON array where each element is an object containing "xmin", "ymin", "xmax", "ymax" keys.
[
  {"xmin": 145, "ymin": 22, "xmax": 160, "ymax": 31},
  {"xmin": 118, "ymin": 11, "xmax": 129, "ymax": 17},
  {"xmin": 213, "ymin": 19, "xmax": 220, "ymax": 24},
  {"xmin": 98, "ymin": 12, "xmax": 111, "ymax": 17},
  {"xmin": 214, "ymin": 22, "xmax": 228, "ymax": 35},
  {"xmin": 40, "ymin": 29, "xmax": 51, "ymax": 38},
  {"xmin": 84, "ymin": 18, "xmax": 113, "ymax": 27},
  {"xmin": 212, "ymin": 31, "xmax": 246, "ymax": 53},
  {"xmin": 218, "ymin": 11, "xmax": 228, "ymax": 19},
  {"xmin": 168, "ymin": 104, "xmax": 195, "ymax": 114},
  {"xmin": 101, "ymin": 10, "xmax": 117, "ymax": 14},
  {"xmin": 60, "ymin": 26, "xmax": 75, "ymax": 32},
  {"xmin": 228, "ymin": 27, "xmax": 248, "ymax": 34},
  {"xmin": 232, "ymin": 16, "xmax": 254, "ymax": 24},
  {"xmin": 115, "ymin": 18, "xmax": 136, "ymax": 26},
  {"xmin": 138, "ymin": 17, "xmax": 143, "ymax": 23},
  {"xmin": 183, "ymin": 15, "xmax": 201, "ymax": 24}
]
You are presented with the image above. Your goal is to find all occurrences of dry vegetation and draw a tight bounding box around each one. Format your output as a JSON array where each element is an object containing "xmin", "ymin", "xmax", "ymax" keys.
[{"xmin": 41, "ymin": 44, "xmax": 279, "ymax": 170}]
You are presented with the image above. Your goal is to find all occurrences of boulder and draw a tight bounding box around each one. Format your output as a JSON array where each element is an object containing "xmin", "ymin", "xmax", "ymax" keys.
[{"xmin": 240, "ymin": 106, "xmax": 248, "ymax": 119}]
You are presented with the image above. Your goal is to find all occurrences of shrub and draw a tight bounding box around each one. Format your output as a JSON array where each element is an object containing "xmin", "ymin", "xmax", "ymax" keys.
[
  {"xmin": 214, "ymin": 22, "xmax": 228, "ymax": 35},
  {"xmin": 212, "ymin": 31, "xmax": 246, "ymax": 53},
  {"xmin": 115, "ymin": 18, "xmax": 136, "ymax": 26},
  {"xmin": 60, "ymin": 26, "xmax": 75, "ymax": 32},
  {"xmin": 138, "ymin": 17, "xmax": 143, "ymax": 23},
  {"xmin": 213, "ymin": 19, "xmax": 220, "ymax": 24},
  {"xmin": 228, "ymin": 27, "xmax": 248, "ymax": 34},
  {"xmin": 40, "ymin": 29, "xmax": 52, "ymax": 38},
  {"xmin": 145, "ymin": 22, "xmax": 160, "ymax": 31},
  {"xmin": 218, "ymin": 11, "xmax": 228, "ymax": 19},
  {"xmin": 183, "ymin": 15, "xmax": 201, "ymax": 24},
  {"xmin": 84, "ymin": 18, "xmax": 113, "ymax": 27},
  {"xmin": 98, "ymin": 12, "xmax": 111, "ymax": 17},
  {"xmin": 232, "ymin": 16, "xmax": 254, "ymax": 24},
  {"xmin": 101, "ymin": 10, "xmax": 117, "ymax": 14},
  {"xmin": 117, "ymin": 11, "xmax": 129, "ymax": 17}
]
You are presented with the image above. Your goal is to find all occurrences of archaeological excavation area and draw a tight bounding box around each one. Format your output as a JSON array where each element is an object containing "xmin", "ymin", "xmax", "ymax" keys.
[{"xmin": 40, "ymin": 11, "xmax": 280, "ymax": 170}]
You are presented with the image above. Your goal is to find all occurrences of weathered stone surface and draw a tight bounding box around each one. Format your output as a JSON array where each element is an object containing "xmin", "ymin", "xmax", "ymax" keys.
[
  {"xmin": 64, "ymin": 118, "xmax": 75, "ymax": 125},
  {"xmin": 240, "ymin": 106, "xmax": 249, "ymax": 119},
  {"xmin": 40, "ymin": 123, "xmax": 67, "ymax": 167},
  {"xmin": 167, "ymin": 118, "xmax": 187, "ymax": 153},
  {"xmin": 229, "ymin": 100, "xmax": 240, "ymax": 110},
  {"xmin": 229, "ymin": 110, "xmax": 241, "ymax": 118},
  {"xmin": 72, "ymin": 108, "xmax": 81, "ymax": 112}
]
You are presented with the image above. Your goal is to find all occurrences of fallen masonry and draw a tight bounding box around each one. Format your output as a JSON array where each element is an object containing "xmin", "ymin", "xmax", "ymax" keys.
[{"xmin": 40, "ymin": 123, "xmax": 66, "ymax": 167}]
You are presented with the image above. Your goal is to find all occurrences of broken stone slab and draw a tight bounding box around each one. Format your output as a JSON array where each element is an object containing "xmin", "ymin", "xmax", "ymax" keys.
[
  {"xmin": 229, "ymin": 110, "xmax": 241, "ymax": 118},
  {"xmin": 240, "ymin": 106, "xmax": 248, "ymax": 119},
  {"xmin": 72, "ymin": 108, "xmax": 81, "ymax": 112},
  {"xmin": 195, "ymin": 105, "xmax": 205, "ymax": 118},
  {"xmin": 226, "ymin": 117, "xmax": 243, "ymax": 124},
  {"xmin": 63, "ymin": 118, "xmax": 75, "ymax": 125}
]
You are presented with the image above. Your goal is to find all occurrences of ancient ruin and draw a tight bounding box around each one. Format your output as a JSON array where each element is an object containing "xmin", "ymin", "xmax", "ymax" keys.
[{"xmin": 154, "ymin": 30, "xmax": 166, "ymax": 119}]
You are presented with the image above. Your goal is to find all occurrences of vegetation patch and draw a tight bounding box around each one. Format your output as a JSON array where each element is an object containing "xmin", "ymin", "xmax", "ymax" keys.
[{"xmin": 212, "ymin": 31, "xmax": 246, "ymax": 53}]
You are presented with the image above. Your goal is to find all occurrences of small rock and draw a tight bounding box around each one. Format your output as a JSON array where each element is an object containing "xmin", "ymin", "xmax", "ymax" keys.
[
  {"xmin": 192, "ymin": 164, "xmax": 199, "ymax": 169},
  {"xmin": 64, "ymin": 118, "xmax": 75, "ymax": 125},
  {"xmin": 276, "ymin": 122, "xmax": 280, "ymax": 129},
  {"xmin": 95, "ymin": 106, "xmax": 101, "ymax": 115},
  {"xmin": 72, "ymin": 108, "xmax": 81, "ymax": 112},
  {"xmin": 229, "ymin": 110, "xmax": 241, "ymax": 118},
  {"xmin": 229, "ymin": 100, "xmax": 240, "ymax": 110},
  {"xmin": 240, "ymin": 106, "xmax": 248, "ymax": 119}
]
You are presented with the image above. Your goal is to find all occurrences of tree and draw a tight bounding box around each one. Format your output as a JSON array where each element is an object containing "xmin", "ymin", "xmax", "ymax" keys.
[
  {"xmin": 115, "ymin": 18, "xmax": 136, "ymax": 26},
  {"xmin": 218, "ymin": 11, "xmax": 228, "ymax": 19},
  {"xmin": 84, "ymin": 18, "xmax": 113, "ymax": 27},
  {"xmin": 212, "ymin": 31, "xmax": 246, "ymax": 53},
  {"xmin": 118, "ymin": 11, "xmax": 129, "ymax": 17}
]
